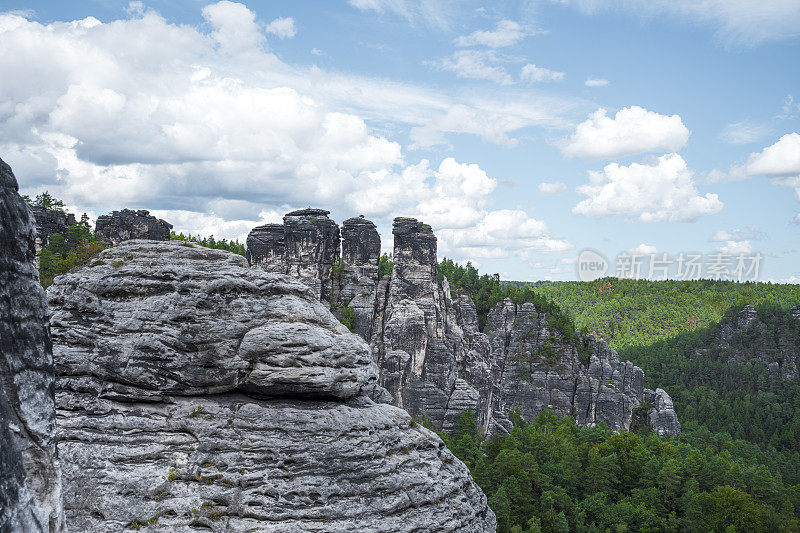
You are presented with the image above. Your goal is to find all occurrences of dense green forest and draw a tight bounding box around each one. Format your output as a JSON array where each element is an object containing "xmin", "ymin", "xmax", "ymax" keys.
[
  {"xmin": 529, "ymin": 278, "xmax": 800, "ymax": 352},
  {"xmin": 436, "ymin": 260, "xmax": 800, "ymax": 531},
  {"xmin": 437, "ymin": 408, "xmax": 800, "ymax": 532}
]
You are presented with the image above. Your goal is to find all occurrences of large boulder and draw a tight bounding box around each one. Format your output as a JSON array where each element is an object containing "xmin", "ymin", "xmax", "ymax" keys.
[
  {"xmin": 49, "ymin": 240, "xmax": 495, "ymax": 532},
  {"xmin": 0, "ymin": 157, "xmax": 65, "ymax": 532}
]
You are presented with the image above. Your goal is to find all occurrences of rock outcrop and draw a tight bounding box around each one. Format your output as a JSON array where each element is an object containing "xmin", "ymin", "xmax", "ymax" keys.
[
  {"xmin": 30, "ymin": 206, "xmax": 76, "ymax": 254},
  {"xmin": 49, "ymin": 240, "xmax": 495, "ymax": 532},
  {"xmin": 246, "ymin": 209, "xmax": 340, "ymax": 302},
  {"xmin": 95, "ymin": 208, "xmax": 172, "ymax": 245},
  {"xmin": 716, "ymin": 304, "xmax": 800, "ymax": 382},
  {"xmin": 0, "ymin": 157, "xmax": 65, "ymax": 532},
  {"xmin": 247, "ymin": 210, "xmax": 680, "ymax": 437}
]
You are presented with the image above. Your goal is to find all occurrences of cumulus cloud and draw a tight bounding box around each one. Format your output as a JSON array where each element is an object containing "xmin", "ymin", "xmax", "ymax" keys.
[
  {"xmin": 745, "ymin": 132, "xmax": 800, "ymax": 178},
  {"xmin": 265, "ymin": 16, "xmax": 296, "ymax": 39},
  {"xmin": 0, "ymin": 3, "xmax": 571, "ymax": 262},
  {"xmin": 538, "ymin": 181, "xmax": 568, "ymax": 195},
  {"xmin": 633, "ymin": 243, "xmax": 658, "ymax": 255},
  {"xmin": 585, "ymin": 78, "xmax": 609, "ymax": 87},
  {"xmin": 573, "ymin": 153, "xmax": 724, "ymax": 222},
  {"xmin": 456, "ymin": 19, "xmax": 527, "ymax": 48},
  {"xmin": 520, "ymin": 64, "xmax": 565, "ymax": 83},
  {"xmin": 553, "ymin": 0, "xmax": 800, "ymax": 46},
  {"xmin": 560, "ymin": 106, "xmax": 691, "ymax": 159},
  {"xmin": 431, "ymin": 50, "xmax": 513, "ymax": 85}
]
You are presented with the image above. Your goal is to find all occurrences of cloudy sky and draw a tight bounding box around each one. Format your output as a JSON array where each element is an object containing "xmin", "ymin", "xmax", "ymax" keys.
[{"xmin": 1, "ymin": 0, "xmax": 799, "ymax": 282}]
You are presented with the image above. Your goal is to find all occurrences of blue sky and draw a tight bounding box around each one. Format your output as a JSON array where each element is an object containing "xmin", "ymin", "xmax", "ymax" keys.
[{"xmin": 1, "ymin": 0, "xmax": 799, "ymax": 282}]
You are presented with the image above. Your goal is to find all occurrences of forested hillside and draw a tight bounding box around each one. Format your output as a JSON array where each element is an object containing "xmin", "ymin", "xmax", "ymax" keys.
[
  {"xmin": 439, "ymin": 260, "xmax": 800, "ymax": 531},
  {"xmin": 530, "ymin": 278, "xmax": 800, "ymax": 351}
]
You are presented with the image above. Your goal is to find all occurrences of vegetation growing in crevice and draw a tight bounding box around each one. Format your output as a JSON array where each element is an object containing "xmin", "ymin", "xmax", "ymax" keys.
[{"xmin": 378, "ymin": 252, "xmax": 393, "ymax": 280}]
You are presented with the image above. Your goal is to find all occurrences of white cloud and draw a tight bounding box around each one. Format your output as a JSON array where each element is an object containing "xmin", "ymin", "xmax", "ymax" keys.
[
  {"xmin": 585, "ymin": 78, "xmax": 609, "ymax": 87},
  {"xmin": 573, "ymin": 153, "xmax": 724, "ymax": 222},
  {"xmin": 745, "ymin": 132, "xmax": 800, "ymax": 178},
  {"xmin": 560, "ymin": 106, "xmax": 691, "ymax": 159},
  {"xmin": 716, "ymin": 240, "xmax": 753, "ymax": 255},
  {"xmin": 538, "ymin": 181, "xmax": 568, "ymax": 195},
  {"xmin": 720, "ymin": 121, "xmax": 770, "ymax": 145},
  {"xmin": 520, "ymin": 64, "xmax": 565, "ymax": 83},
  {"xmin": 553, "ymin": 0, "xmax": 800, "ymax": 46},
  {"xmin": 456, "ymin": 19, "xmax": 526, "ymax": 48},
  {"xmin": 311, "ymin": 47, "xmax": 324, "ymax": 56},
  {"xmin": 432, "ymin": 50, "xmax": 513, "ymax": 85},
  {"xmin": 265, "ymin": 16, "xmax": 296, "ymax": 39},
  {"xmin": 0, "ymin": 4, "xmax": 572, "ymax": 263}
]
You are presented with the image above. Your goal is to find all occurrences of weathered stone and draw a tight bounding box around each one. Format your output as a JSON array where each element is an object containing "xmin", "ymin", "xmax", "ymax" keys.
[
  {"xmin": 95, "ymin": 208, "xmax": 172, "ymax": 245},
  {"xmin": 30, "ymin": 206, "xmax": 76, "ymax": 255},
  {"xmin": 245, "ymin": 212, "xmax": 679, "ymax": 437},
  {"xmin": 644, "ymin": 388, "xmax": 681, "ymax": 436},
  {"xmin": 246, "ymin": 223, "xmax": 285, "ymax": 272},
  {"xmin": 49, "ymin": 240, "xmax": 495, "ymax": 532},
  {"xmin": 0, "ymin": 157, "xmax": 65, "ymax": 532}
]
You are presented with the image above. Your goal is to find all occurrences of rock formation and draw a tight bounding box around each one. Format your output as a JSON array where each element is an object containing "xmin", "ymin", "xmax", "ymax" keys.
[
  {"xmin": 246, "ymin": 209, "xmax": 340, "ymax": 302},
  {"xmin": 48, "ymin": 240, "xmax": 495, "ymax": 532},
  {"xmin": 94, "ymin": 208, "xmax": 172, "ymax": 245},
  {"xmin": 247, "ymin": 211, "xmax": 681, "ymax": 438},
  {"xmin": 716, "ymin": 304, "xmax": 800, "ymax": 381},
  {"xmin": 30, "ymin": 206, "xmax": 76, "ymax": 255},
  {"xmin": 0, "ymin": 157, "xmax": 65, "ymax": 532}
]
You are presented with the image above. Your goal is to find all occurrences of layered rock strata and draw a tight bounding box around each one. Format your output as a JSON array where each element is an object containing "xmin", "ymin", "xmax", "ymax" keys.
[
  {"xmin": 247, "ymin": 210, "xmax": 680, "ymax": 437},
  {"xmin": 30, "ymin": 206, "xmax": 76, "ymax": 254},
  {"xmin": 95, "ymin": 208, "xmax": 172, "ymax": 245},
  {"xmin": 49, "ymin": 240, "xmax": 495, "ymax": 532},
  {"xmin": 0, "ymin": 157, "xmax": 65, "ymax": 532},
  {"xmin": 246, "ymin": 209, "xmax": 340, "ymax": 302},
  {"xmin": 484, "ymin": 300, "xmax": 680, "ymax": 436}
]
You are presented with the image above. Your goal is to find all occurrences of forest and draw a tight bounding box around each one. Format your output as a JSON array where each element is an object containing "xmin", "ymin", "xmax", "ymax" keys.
[{"xmin": 437, "ymin": 259, "xmax": 800, "ymax": 531}]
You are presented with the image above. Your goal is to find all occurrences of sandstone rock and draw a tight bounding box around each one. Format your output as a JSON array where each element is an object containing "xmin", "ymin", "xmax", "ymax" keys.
[
  {"xmin": 484, "ymin": 298, "xmax": 682, "ymax": 436},
  {"xmin": 30, "ymin": 206, "xmax": 76, "ymax": 255},
  {"xmin": 644, "ymin": 388, "xmax": 681, "ymax": 436},
  {"xmin": 0, "ymin": 157, "xmax": 65, "ymax": 532},
  {"xmin": 95, "ymin": 208, "xmax": 172, "ymax": 245},
  {"xmin": 49, "ymin": 240, "xmax": 495, "ymax": 532},
  {"xmin": 246, "ymin": 223, "xmax": 285, "ymax": 272}
]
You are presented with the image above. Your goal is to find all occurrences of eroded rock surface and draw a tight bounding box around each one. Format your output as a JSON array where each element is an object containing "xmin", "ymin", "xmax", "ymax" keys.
[
  {"xmin": 30, "ymin": 206, "xmax": 76, "ymax": 255},
  {"xmin": 0, "ymin": 157, "xmax": 64, "ymax": 532},
  {"xmin": 49, "ymin": 240, "xmax": 495, "ymax": 532},
  {"xmin": 246, "ymin": 211, "xmax": 681, "ymax": 438},
  {"xmin": 95, "ymin": 209, "xmax": 172, "ymax": 245}
]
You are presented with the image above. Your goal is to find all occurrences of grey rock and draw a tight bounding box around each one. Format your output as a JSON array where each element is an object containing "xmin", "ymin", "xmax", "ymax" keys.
[
  {"xmin": 0, "ymin": 157, "xmax": 65, "ymax": 532},
  {"xmin": 49, "ymin": 240, "xmax": 495, "ymax": 532},
  {"xmin": 246, "ymin": 223, "xmax": 285, "ymax": 273},
  {"xmin": 30, "ymin": 206, "xmax": 76, "ymax": 258},
  {"xmin": 644, "ymin": 388, "xmax": 681, "ymax": 436},
  {"xmin": 95, "ymin": 209, "xmax": 172, "ymax": 245}
]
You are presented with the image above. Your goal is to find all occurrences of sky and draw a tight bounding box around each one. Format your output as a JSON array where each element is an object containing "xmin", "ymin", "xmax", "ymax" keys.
[{"xmin": 1, "ymin": 0, "xmax": 799, "ymax": 282}]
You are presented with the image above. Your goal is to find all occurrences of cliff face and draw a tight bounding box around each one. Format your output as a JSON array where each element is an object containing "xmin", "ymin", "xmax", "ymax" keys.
[
  {"xmin": 715, "ymin": 304, "xmax": 800, "ymax": 382},
  {"xmin": 95, "ymin": 208, "xmax": 172, "ymax": 245},
  {"xmin": 0, "ymin": 158, "xmax": 65, "ymax": 532},
  {"xmin": 247, "ymin": 211, "xmax": 680, "ymax": 437},
  {"xmin": 48, "ymin": 240, "xmax": 495, "ymax": 532},
  {"xmin": 30, "ymin": 206, "xmax": 76, "ymax": 256},
  {"xmin": 484, "ymin": 300, "xmax": 679, "ymax": 436}
]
